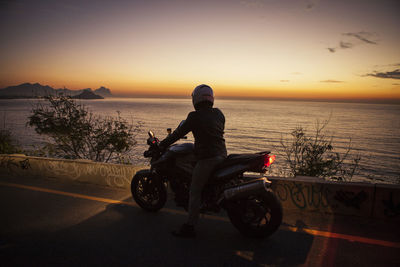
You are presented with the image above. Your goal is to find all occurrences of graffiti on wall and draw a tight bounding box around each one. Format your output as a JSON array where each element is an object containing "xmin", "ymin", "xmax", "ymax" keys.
[
  {"xmin": 382, "ymin": 192, "xmax": 400, "ymax": 218},
  {"xmin": 334, "ymin": 190, "xmax": 368, "ymax": 210},
  {"xmin": 19, "ymin": 159, "xmax": 31, "ymax": 170},
  {"xmin": 0, "ymin": 156, "xmax": 31, "ymax": 175},
  {"xmin": 274, "ymin": 182, "xmax": 331, "ymax": 210},
  {"xmin": 274, "ymin": 181, "xmax": 369, "ymax": 212},
  {"xmin": 0, "ymin": 157, "xmax": 19, "ymax": 170},
  {"xmin": 0, "ymin": 156, "xmax": 140, "ymax": 188},
  {"xmin": 35, "ymin": 160, "xmax": 136, "ymax": 188}
]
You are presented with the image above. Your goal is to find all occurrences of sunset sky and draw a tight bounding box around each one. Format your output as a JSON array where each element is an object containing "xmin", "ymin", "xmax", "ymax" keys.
[{"xmin": 0, "ymin": 0, "xmax": 399, "ymax": 101}]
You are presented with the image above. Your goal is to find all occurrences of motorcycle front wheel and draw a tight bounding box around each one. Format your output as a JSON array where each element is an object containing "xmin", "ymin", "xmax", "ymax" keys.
[
  {"xmin": 226, "ymin": 190, "xmax": 283, "ymax": 238},
  {"xmin": 131, "ymin": 171, "xmax": 167, "ymax": 212}
]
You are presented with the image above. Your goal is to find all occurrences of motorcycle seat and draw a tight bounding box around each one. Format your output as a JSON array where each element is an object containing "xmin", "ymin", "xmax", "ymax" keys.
[{"xmin": 216, "ymin": 153, "xmax": 262, "ymax": 169}]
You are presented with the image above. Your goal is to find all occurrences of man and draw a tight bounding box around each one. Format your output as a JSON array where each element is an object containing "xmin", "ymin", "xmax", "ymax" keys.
[{"xmin": 159, "ymin": 84, "xmax": 227, "ymax": 238}]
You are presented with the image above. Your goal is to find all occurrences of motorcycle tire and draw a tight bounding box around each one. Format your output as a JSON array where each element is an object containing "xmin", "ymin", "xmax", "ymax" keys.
[
  {"xmin": 131, "ymin": 171, "xmax": 167, "ymax": 212},
  {"xmin": 226, "ymin": 190, "xmax": 283, "ymax": 238}
]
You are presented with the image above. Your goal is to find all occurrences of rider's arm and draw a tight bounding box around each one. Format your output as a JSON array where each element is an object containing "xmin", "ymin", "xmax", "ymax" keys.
[{"xmin": 159, "ymin": 112, "xmax": 195, "ymax": 149}]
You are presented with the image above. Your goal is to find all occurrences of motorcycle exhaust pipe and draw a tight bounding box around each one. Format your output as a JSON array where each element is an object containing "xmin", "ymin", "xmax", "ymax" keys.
[{"xmin": 223, "ymin": 178, "xmax": 271, "ymax": 200}]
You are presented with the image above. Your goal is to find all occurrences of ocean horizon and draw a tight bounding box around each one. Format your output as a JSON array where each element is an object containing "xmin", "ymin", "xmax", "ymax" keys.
[{"xmin": 77, "ymin": 95, "xmax": 400, "ymax": 105}]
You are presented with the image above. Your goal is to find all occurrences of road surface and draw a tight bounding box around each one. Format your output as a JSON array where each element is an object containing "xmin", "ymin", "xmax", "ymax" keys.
[{"xmin": 1, "ymin": 174, "xmax": 399, "ymax": 266}]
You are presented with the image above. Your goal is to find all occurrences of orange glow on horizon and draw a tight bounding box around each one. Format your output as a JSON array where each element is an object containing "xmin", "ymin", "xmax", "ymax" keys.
[
  {"xmin": 2, "ymin": 78, "xmax": 399, "ymax": 101},
  {"xmin": 1, "ymin": 1, "xmax": 399, "ymax": 102}
]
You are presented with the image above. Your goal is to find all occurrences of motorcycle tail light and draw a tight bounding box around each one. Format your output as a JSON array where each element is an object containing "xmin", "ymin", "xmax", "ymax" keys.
[{"xmin": 264, "ymin": 155, "xmax": 276, "ymax": 167}]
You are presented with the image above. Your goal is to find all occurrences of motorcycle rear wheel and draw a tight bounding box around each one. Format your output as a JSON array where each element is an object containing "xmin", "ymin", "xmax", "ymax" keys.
[
  {"xmin": 226, "ymin": 190, "xmax": 283, "ymax": 238},
  {"xmin": 131, "ymin": 172, "xmax": 167, "ymax": 212}
]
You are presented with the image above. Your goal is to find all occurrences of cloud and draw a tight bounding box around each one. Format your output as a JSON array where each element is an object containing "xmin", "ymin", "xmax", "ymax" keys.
[
  {"xmin": 280, "ymin": 80, "xmax": 290, "ymax": 82},
  {"xmin": 291, "ymin": 72, "xmax": 302, "ymax": 75},
  {"xmin": 326, "ymin": 31, "xmax": 378, "ymax": 53},
  {"xmin": 240, "ymin": 0, "xmax": 319, "ymax": 11},
  {"xmin": 339, "ymin": 41, "xmax": 354, "ymax": 49},
  {"xmin": 365, "ymin": 69, "xmax": 400, "ymax": 79},
  {"xmin": 320, "ymin": 80, "xmax": 344, "ymax": 83},
  {"xmin": 343, "ymin": 32, "xmax": 378, "ymax": 45},
  {"xmin": 373, "ymin": 63, "xmax": 400, "ymax": 68},
  {"xmin": 305, "ymin": 0, "xmax": 319, "ymax": 10}
]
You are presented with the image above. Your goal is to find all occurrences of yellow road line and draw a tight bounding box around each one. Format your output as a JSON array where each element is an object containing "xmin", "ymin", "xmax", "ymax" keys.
[
  {"xmin": 0, "ymin": 181, "xmax": 134, "ymax": 205},
  {"xmin": 285, "ymin": 226, "xmax": 400, "ymax": 248},
  {"xmin": 1, "ymin": 181, "xmax": 399, "ymax": 248}
]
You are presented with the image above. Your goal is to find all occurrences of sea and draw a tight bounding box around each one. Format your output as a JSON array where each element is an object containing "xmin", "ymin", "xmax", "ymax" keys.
[{"xmin": 1, "ymin": 98, "xmax": 399, "ymax": 184}]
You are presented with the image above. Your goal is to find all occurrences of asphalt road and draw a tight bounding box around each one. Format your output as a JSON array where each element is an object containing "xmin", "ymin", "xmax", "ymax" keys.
[{"xmin": 1, "ymin": 175, "xmax": 399, "ymax": 267}]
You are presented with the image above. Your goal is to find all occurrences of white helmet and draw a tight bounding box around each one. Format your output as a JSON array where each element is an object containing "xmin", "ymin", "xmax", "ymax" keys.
[{"xmin": 191, "ymin": 84, "xmax": 214, "ymax": 107}]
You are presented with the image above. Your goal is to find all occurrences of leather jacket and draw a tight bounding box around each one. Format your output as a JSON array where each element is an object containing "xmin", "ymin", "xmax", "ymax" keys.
[{"xmin": 159, "ymin": 105, "xmax": 227, "ymax": 160}]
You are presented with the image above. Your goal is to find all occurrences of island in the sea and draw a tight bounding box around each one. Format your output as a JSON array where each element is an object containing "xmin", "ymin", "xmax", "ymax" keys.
[
  {"xmin": 72, "ymin": 90, "xmax": 104, "ymax": 99},
  {"xmin": 0, "ymin": 83, "xmax": 112, "ymax": 99}
]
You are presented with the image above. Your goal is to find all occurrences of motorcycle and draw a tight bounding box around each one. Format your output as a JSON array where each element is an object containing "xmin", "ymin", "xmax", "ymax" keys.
[{"xmin": 131, "ymin": 125, "xmax": 283, "ymax": 238}]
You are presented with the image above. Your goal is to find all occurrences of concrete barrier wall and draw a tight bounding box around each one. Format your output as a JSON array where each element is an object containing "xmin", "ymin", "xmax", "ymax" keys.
[
  {"xmin": 0, "ymin": 154, "xmax": 146, "ymax": 189},
  {"xmin": 269, "ymin": 177, "xmax": 376, "ymax": 218},
  {"xmin": 268, "ymin": 176, "xmax": 400, "ymax": 221},
  {"xmin": 1, "ymin": 154, "xmax": 399, "ymax": 221},
  {"xmin": 373, "ymin": 183, "xmax": 400, "ymax": 220}
]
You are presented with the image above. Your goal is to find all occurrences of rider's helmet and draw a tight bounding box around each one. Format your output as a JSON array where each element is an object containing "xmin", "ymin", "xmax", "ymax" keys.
[{"xmin": 191, "ymin": 84, "xmax": 214, "ymax": 109}]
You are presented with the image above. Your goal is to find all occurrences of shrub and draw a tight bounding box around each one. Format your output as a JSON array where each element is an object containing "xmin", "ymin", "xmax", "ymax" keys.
[
  {"xmin": 0, "ymin": 129, "xmax": 21, "ymax": 154},
  {"xmin": 280, "ymin": 120, "xmax": 360, "ymax": 181},
  {"xmin": 28, "ymin": 96, "xmax": 141, "ymax": 163}
]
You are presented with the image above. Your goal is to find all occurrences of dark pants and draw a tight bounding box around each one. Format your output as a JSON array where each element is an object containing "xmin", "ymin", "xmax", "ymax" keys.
[{"xmin": 187, "ymin": 155, "xmax": 225, "ymax": 226}]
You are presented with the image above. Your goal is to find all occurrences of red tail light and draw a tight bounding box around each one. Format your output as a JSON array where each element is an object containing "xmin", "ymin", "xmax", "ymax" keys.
[{"xmin": 264, "ymin": 155, "xmax": 276, "ymax": 167}]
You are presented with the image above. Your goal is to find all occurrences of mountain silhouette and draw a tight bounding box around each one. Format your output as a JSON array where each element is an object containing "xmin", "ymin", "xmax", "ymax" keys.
[
  {"xmin": 72, "ymin": 90, "xmax": 104, "ymax": 99},
  {"xmin": 94, "ymin": 86, "xmax": 112, "ymax": 97},
  {"xmin": 0, "ymin": 83, "xmax": 113, "ymax": 98}
]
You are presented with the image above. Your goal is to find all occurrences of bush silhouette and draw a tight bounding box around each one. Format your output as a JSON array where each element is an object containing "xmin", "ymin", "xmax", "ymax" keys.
[
  {"xmin": 280, "ymin": 120, "xmax": 360, "ymax": 181},
  {"xmin": 0, "ymin": 129, "xmax": 21, "ymax": 154},
  {"xmin": 28, "ymin": 96, "xmax": 141, "ymax": 163}
]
